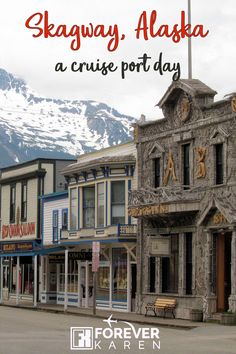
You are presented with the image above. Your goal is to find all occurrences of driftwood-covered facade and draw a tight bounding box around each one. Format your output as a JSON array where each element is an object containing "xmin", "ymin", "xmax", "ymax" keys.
[{"xmin": 129, "ymin": 79, "xmax": 236, "ymax": 319}]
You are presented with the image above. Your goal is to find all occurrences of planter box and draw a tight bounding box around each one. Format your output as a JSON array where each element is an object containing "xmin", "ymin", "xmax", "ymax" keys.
[
  {"xmin": 190, "ymin": 309, "xmax": 203, "ymax": 322},
  {"xmin": 220, "ymin": 313, "xmax": 236, "ymax": 325}
]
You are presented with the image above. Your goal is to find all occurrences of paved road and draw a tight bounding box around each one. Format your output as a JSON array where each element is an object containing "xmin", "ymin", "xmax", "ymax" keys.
[{"xmin": 0, "ymin": 306, "xmax": 236, "ymax": 354}]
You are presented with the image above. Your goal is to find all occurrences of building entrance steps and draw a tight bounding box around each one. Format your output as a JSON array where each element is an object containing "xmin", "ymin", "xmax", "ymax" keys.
[{"xmin": 0, "ymin": 301, "xmax": 208, "ymax": 330}]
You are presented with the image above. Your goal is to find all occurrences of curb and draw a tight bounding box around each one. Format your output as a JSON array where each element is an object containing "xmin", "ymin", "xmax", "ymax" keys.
[{"xmin": 0, "ymin": 303, "xmax": 196, "ymax": 330}]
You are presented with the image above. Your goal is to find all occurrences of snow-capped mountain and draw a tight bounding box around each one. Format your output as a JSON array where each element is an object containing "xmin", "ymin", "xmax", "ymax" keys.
[{"xmin": 0, "ymin": 68, "xmax": 135, "ymax": 168}]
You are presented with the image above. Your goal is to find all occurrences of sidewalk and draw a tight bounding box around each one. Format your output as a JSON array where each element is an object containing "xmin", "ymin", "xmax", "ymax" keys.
[{"xmin": 0, "ymin": 301, "xmax": 204, "ymax": 330}]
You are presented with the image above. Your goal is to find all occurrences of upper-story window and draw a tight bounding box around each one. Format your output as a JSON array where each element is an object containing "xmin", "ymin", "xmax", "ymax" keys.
[
  {"xmin": 154, "ymin": 158, "xmax": 161, "ymax": 188},
  {"xmin": 215, "ymin": 143, "xmax": 223, "ymax": 185},
  {"xmin": 97, "ymin": 183, "xmax": 104, "ymax": 227},
  {"xmin": 83, "ymin": 186, "xmax": 95, "ymax": 228},
  {"xmin": 111, "ymin": 181, "xmax": 125, "ymax": 225},
  {"xmin": 70, "ymin": 188, "xmax": 77, "ymax": 230},
  {"xmin": 52, "ymin": 210, "xmax": 58, "ymax": 242},
  {"xmin": 183, "ymin": 144, "xmax": 190, "ymax": 188},
  {"xmin": 10, "ymin": 185, "xmax": 16, "ymax": 223},
  {"xmin": 62, "ymin": 209, "xmax": 68, "ymax": 230},
  {"xmin": 21, "ymin": 181, "xmax": 27, "ymax": 221}
]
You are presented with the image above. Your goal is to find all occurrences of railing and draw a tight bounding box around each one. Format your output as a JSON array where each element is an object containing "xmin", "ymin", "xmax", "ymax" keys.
[{"xmin": 60, "ymin": 224, "xmax": 137, "ymax": 240}]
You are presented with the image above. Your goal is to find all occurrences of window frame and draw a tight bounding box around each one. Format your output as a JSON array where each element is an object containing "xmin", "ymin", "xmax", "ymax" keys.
[
  {"xmin": 215, "ymin": 143, "xmax": 224, "ymax": 185},
  {"xmin": 52, "ymin": 210, "xmax": 59, "ymax": 243},
  {"xmin": 10, "ymin": 184, "xmax": 16, "ymax": 224},
  {"xmin": 111, "ymin": 180, "xmax": 126, "ymax": 225},
  {"xmin": 61, "ymin": 208, "xmax": 68, "ymax": 230},
  {"xmin": 21, "ymin": 181, "xmax": 27, "ymax": 221}
]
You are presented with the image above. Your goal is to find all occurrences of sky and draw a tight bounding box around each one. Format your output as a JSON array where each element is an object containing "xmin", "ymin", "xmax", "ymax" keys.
[{"xmin": 0, "ymin": 0, "xmax": 235, "ymax": 119}]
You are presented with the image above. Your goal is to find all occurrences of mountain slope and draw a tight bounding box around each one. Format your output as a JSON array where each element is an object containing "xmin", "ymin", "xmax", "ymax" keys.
[{"xmin": 0, "ymin": 69, "xmax": 135, "ymax": 167}]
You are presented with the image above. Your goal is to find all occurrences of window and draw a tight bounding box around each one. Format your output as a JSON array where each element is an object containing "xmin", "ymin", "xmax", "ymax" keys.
[
  {"xmin": 154, "ymin": 158, "xmax": 161, "ymax": 188},
  {"xmin": 83, "ymin": 186, "xmax": 95, "ymax": 228},
  {"xmin": 97, "ymin": 183, "xmax": 104, "ymax": 227},
  {"xmin": 149, "ymin": 257, "xmax": 156, "ymax": 293},
  {"xmin": 52, "ymin": 210, "xmax": 58, "ymax": 242},
  {"xmin": 21, "ymin": 181, "xmax": 27, "ymax": 221},
  {"xmin": 215, "ymin": 144, "xmax": 223, "ymax": 184},
  {"xmin": 70, "ymin": 188, "xmax": 77, "ymax": 230},
  {"xmin": 10, "ymin": 185, "xmax": 16, "ymax": 223},
  {"xmin": 162, "ymin": 235, "xmax": 179, "ymax": 293},
  {"xmin": 183, "ymin": 144, "xmax": 190, "ymax": 188},
  {"xmin": 62, "ymin": 209, "xmax": 68, "ymax": 230},
  {"xmin": 111, "ymin": 181, "xmax": 125, "ymax": 224},
  {"xmin": 185, "ymin": 233, "xmax": 192, "ymax": 295}
]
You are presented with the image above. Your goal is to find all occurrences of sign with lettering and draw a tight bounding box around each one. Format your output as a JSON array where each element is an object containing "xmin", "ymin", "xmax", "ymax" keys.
[
  {"xmin": 150, "ymin": 238, "xmax": 170, "ymax": 256},
  {"xmin": 1, "ymin": 242, "xmax": 33, "ymax": 253},
  {"xmin": 128, "ymin": 204, "xmax": 169, "ymax": 217},
  {"xmin": 2, "ymin": 223, "xmax": 36, "ymax": 239},
  {"xmin": 49, "ymin": 251, "xmax": 93, "ymax": 263}
]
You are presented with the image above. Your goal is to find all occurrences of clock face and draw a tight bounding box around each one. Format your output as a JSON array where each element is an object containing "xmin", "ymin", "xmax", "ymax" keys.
[{"xmin": 177, "ymin": 95, "xmax": 191, "ymax": 123}]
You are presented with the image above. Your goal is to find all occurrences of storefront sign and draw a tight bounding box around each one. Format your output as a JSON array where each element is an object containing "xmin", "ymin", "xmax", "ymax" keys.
[
  {"xmin": 49, "ymin": 254, "xmax": 65, "ymax": 264},
  {"xmin": 150, "ymin": 238, "xmax": 170, "ymax": 256},
  {"xmin": 1, "ymin": 242, "xmax": 33, "ymax": 253},
  {"xmin": 2, "ymin": 222, "xmax": 36, "ymax": 239},
  {"xmin": 128, "ymin": 204, "xmax": 169, "ymax": 217},
  {"xmin": 49, "ymin": 251, "xmax": 93, "ymax": 263}
]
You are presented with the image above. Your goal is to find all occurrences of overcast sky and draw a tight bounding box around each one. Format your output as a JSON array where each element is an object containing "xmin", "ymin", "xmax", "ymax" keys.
[{"xmin": 0, "ymin": 0, "xmax": 235, "ymax": 119}]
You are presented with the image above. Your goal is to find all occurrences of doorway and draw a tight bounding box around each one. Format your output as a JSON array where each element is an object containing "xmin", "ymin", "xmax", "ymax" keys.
[{"xmin": 216, "ymin": 232, "xmax": 232, "ymax": 311}]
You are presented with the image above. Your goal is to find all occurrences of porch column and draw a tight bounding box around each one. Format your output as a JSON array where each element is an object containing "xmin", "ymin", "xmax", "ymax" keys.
[
  {"xmin": 77, "ymin": 261, "xmax": 81, "ymax": 308},
  {"xmin": 205, "ymin": 231, "xmax": 212, "ymax": 297},
  {"xmin": 109, "ymin": 248, "xmax": 112, "ymax": 309},
  {"xmin": 33, "ymin": 255, "xmax": 37, "ymax": 308},
  {"xmin": 0, "ymin": 258, "xmax": 3, "ymax": 304},
  {"xmin": 16, "ymin": 256, "xmax": 20, "ymax": 306},
  {"xmin": 229, "ymin": 229, "xmax": 236, "ymax": 311},
  {"xmin": 127, "ymin": 253, "xmax": 131, "ymax": 312},
  {"xmin": 178, "ymin": 233, "xmax": 185, "ymax": 296},
  {"xmin": 85, "ymin": 261, "xmax": 89, "ymax": 308},
  {"xmin": 64, "ymin": 249, "xmax": 68, "ymax": 311}
]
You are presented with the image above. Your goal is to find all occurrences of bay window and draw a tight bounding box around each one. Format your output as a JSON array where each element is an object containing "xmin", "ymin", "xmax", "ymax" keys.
[
  {"xmin": 111, "ymin": 181, "xmax": 125, "ymax": 225},
  {"xmin": 83, "ymin": 186, "xmax": 95, "ymax": 228}
]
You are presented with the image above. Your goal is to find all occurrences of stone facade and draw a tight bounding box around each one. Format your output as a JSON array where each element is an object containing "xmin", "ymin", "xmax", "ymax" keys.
[{"xmin": 129, "ymin": 79, "xmax": 236, "ymax": 319}]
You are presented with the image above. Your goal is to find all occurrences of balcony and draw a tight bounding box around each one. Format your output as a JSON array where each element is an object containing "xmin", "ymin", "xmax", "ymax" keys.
[{"xmin": 60, "ymin": 224, "xmax": 137, "ymax": 241}]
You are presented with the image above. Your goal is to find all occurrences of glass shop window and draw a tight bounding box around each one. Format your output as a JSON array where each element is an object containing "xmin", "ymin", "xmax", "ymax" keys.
[
  {"xmin": 149, "ymin": 257, "xmax": 156, "ymax": 293},
  {"xmin": 162, "ymin": 235, "xmax": 179, "ymax": 294},
  {"xmin": 111, "ymin": 181, "xmax": 125, "ymax": 225},
  {"xmin": 185, "ymin": 233, "xmax": 193, "ymax": 295},
  {"xmin": 83, "ymin": 186, "xmax": 95, "ymax": 228}
]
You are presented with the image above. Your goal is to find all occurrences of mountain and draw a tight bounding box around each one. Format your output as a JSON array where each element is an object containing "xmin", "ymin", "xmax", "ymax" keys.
[{"xmin": 0, "ymin": 69, "xmax": 135, "ymax": 168}]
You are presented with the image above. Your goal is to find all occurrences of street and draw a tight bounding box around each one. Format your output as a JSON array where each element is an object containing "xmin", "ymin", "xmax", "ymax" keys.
[{"xmin": 0, "ymin": 307, "xmax": 236, "ymax": 354}]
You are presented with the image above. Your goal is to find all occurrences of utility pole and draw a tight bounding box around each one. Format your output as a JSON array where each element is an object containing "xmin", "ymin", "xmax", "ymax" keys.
[{"xmin": 188, "ymin": 0, "xmax": 193, "ymax": 79}]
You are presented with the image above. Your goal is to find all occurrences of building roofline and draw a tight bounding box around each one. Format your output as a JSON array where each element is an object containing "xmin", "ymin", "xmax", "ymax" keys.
[
  {"xmin": 39, "ymin": 191, "xmax": 68, "ymax": 200},
  {"xmin": 0, "ymin": 157, "xmax": 77, "ymax": 172}
]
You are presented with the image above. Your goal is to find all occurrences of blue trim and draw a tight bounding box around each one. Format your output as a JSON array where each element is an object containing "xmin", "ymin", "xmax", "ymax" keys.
[
  {"xmin": 128, "ymin": 179, "xmax": 132, "ymax": 225},
  {"xmin": 39, "ymin": 191, "xmax": 68, "ymax": 200},
  {"xmin": 52, "ymin": 210, "xmax": 59, "ymax": 243}
]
